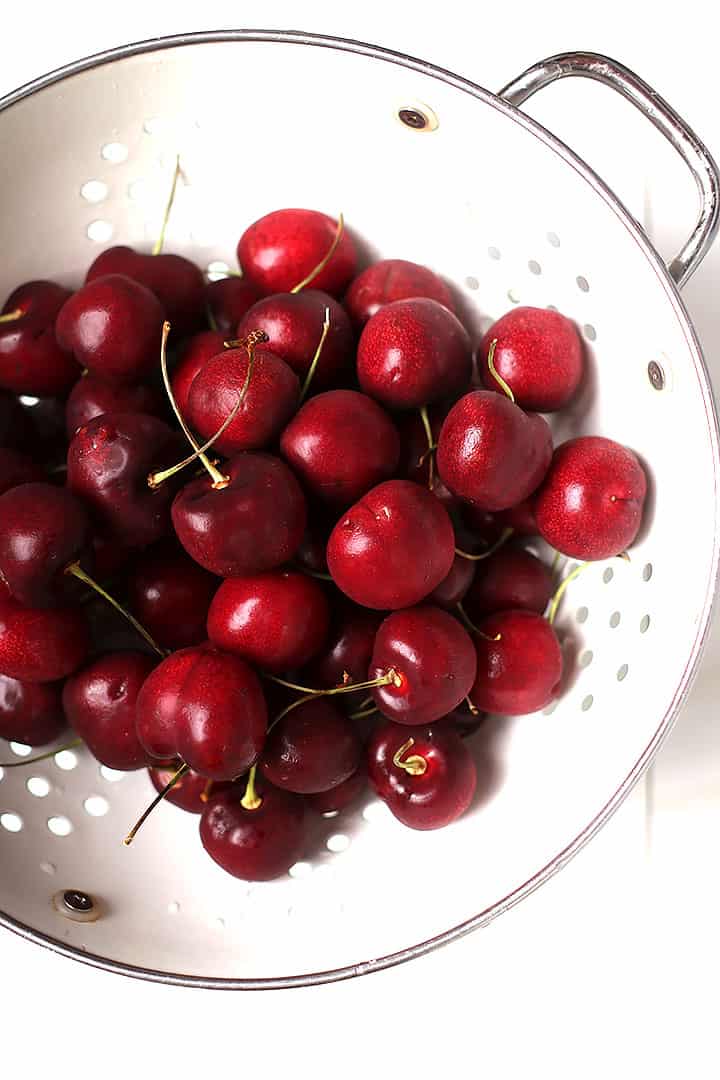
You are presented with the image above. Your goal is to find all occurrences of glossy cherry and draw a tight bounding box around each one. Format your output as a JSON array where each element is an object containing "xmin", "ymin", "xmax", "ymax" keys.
[
  {"xmin": 207, "ymin": 570, "xmax": 330, "ymax": 673},
  {"xmin": 464, "ymin": 547, "xmax": 553, "ymax": 621},
  {"xmin": 200, "ymin": 782, "xmax": 306, "ymax": 881},
  {"xmin": 280, "ymin": 389, "xmax": 400, "ymax": 506},
  {"xmin": 534, "ymin": 436, "xmax": 647, "ymax": 560},
  {"xmin": 149, "ymin": 762, "xmax": 224, "ymax": 814},
  {"xmin": 135, "ymin": 645, "xmax": 204, "ymax": 761},
  {"xmin": 205, "ymin": 276, "xmax": 262, "ymax": 336},
  {"xmin": 428, "ymin": 554, "xmax": 476, "ymax": 609},
  {"xmin": 86, "ymin": 246, "xmax": 205, "ymax": 335},
  {"xmin": 62, "ymin": 651, "xmax": 156, "ymax": 770},
  {"xmin": 469, "ymin": 610, "xmax": 563, "ymax": 715},
  {"xmin": 237, "ymin": 208, "xmax": 357, "ymax": 297},
  {"xmin": 305, "ymin": 764, "xmax": 368, "ymax": 814},
  {"xmin": 0, "ymin": 448, "xmax": 43, "ymax": 496},
  {"xmin": 305, "ymin": 604, "xmax": 383, "ymax": 693},
  {"xmin": 170, "ymin": 330, "xmax": 225, "ymax": 416},
  {"xmin": 345, "ymin": 258, "xmax": 455, "ymax": 328},
  {"xmin": 367, "ymin": 722, "xmax": 477, "ymax": 830},
  {"xmin": 125, "ymin": 543, "xmax": 219, "ymax": 651},
  {"xmin": 357, "ymin": 298, "xmax": 471, "ymax": 409},
  {"xmin": 0, "ymin": 280, "xmax": 78, "ymax": 396},
  {"xmin": 260, "ymin": 698, "xmax": 362, "ymax": 794},
  {"xmin": 326, "ymin": 479, "xmax": 455, "ymax": 609},
  {"xmin": 0, "ymin": 588, "xmax": 89, "ymax": 683},
  {"xmin": 0, "ymin": 676, "xmax": 67, "ymax": 746},
  {"xmin": 65, "ymin": 371, "xmax": 162, "ymax": 437}
]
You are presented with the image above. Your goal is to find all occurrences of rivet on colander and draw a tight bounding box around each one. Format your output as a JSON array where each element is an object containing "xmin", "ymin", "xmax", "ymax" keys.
[
  {"xmin": 647, "ymin": 361, "xmax": 665, "ymax": 390},
  {"xmin": 52, "ymin": 889, "xmax": 101, "ymax": 922},
  {"xmin": 397, "ymin": 104, "xmax": 438, "ymax": 131},
  {"xmin": 63, "ymin": 890, "xmax": 93, "ymax": 913}
]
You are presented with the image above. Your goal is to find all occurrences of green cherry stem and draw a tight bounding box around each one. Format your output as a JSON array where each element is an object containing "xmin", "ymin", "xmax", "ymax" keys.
[
  {"xmin": 546, "ymin": 553, "xmax": 630, "ymax": 625},
  {"xmin": 64, "ymin": 561, "xmax": 166, "ymax": 658},
  {"xmin": 486, "ymin": 338, "xmax": 514, "ymax": 402},
  {"xmin": 0, "ymin": 738, "xmax": 83, "ymax": 768},
  {"xmin": 152, "ymin": 154, "xmax": 181, "ymax": 256},
  {"xmin": 123, "ymin": 762, "xmax": 190, "ymax": 846},
  {"xmin": 240, "ymin": 764, "xmax": 262, "ymax": 811},
  {"xmin": 290, "ymin": 213, "xmax": 344, "ymax": 294},
  {"xmin": 456, "ymin": 601, "xmax": 501, "ymax": 641},
  {"xmin": 392, "ymin": 737, "xmax": 427, "ymax": 777},
  {"xmin": 455, "ymin": 526, "xmax": 514, "ymax": 562},
  {"xmin": 298, "ymin": 307, "xmax": 331, "ymax": 403},
  {"xmin": 0, "ymin": 308, "xmax": 23, "ymax": 324},
  {"xmin": 265, "ymin": 669, "xmax": 402, "ymax": 696},
  {"xmin": 418, "ymin": 405, "xmax": 438, "ymax": 491}
]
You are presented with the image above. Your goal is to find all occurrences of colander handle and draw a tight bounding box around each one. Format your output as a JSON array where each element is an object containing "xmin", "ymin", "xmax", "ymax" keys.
[{"xmin": 499, "ymin": 51, "xmax": 720, "ymax": 289}]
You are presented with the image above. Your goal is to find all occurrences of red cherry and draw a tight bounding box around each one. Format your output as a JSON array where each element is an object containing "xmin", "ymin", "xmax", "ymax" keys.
[
  {"xmin": 345, "ymin": 259, "xmax": 454, "ymax": 328},
  {"xmin": 304, "ymin": 604, "xmax": 382, "ymax": 692},
  {"xmin": 170, "ymin": 330, "xmax": 226, "ymax": 416},
  {"xmin": 136, "ymin": 645, "xmax": 203, "ymax": 761},
  {"xmin": 260, "ymin": 698, "xmax": 362, "ymax": 794},
  {"xmin": 428, "ymin": 554, "xmax": 476, "ymax": 608},
  {"xmin": 0, "ymin": 589, "xmax": 89, "ymax": 683},
  {"xmin": 125, "ymin": 543, "xmax": 219, "ymax": 651},
  {"xmin": 62, "ymin": 651, "xmax": 156, "ymax": 770},
  {"xmin": 207, "ymin": 570, "xmax": 330, "ymax": 673},
  {"xmin": 367, "ymin": 722, "xmax": 476, "ymax": 830},
  {"xmin": 236, "ymin": 291, "xmax": 354, "ymax": 388},
  {"xmin": 171, "ymin": 452, "xmax": 307, "ymax": 577},
  {"xmin": 187, "ymin": 346, "xmax": 299, "ymax": 454},
  {"xmin": 0, "ymin": 448, "xmax": 43, "ymax": 496},
  {"xmin": 280, "ymin": 390, "xmax": 400, "ymax": 506},
  {"xmin": 470, "ymin": 610, "xmax": 562, "ymax": 715},
  {"xmin": 437, "ymin": 391, "xmax": 552, "ymax": 511},
  {"xmin": 369, "ymin": 606, "xmax": 477, "ymax": 725},
  {"xmin": 148, "ymin": 762, "xmax": 224, "ymax": 814},
  {"xmin": 56, "ymin": 274, "xmax": 165, "ymax": 382},
  {"xmin": 535, "ymin": 436, "xmax": 647, "ymax": 560},
  {"xmin": 305, "ymin": 764, "xmax": 368, "ymax": 813},
  {"xmin": 496, "ymin": 498, "xmax": 539, "ymax": 537},
  {"xmin": 65, "ymin": 372, "xmax": 162, "ymax": 437},
  {"xmin": 205, "ymin": 277, "xmax": 262, "ymax": 336},
  {"xmin": 0, "ymin": 281, "xmax": 78, "ymax": 396},
  {"xmin": 0, "ymin": 676, "xmax": 67, "ymax": 746},
  {"xmin": 86, "ymin": 246, "xmax": 205, "ymax": 335},
  {"xmin": 238, "ymin": 209, "xmax": 356, "ymax": 297},
  {"xmin": 480, "ymin": 307, "xmax": 583, "ymax": 411},
  {"xmin": 0, "ymin": 391, "xmax": 33, "ymax": 450},
  {"xmin": 398, "ymin": 406, "xmax": 458, "ymax": 511},
  {"xmin": 200, "ymin": 782, "xmax": 306, "ymax": 881},
  {"xmin": 448, "ymin": 706, "xmax": 488, "ymax": 739},
  {"xmin": 357, "ymin": 298, "xmax": 471, "ymax": 409},
  {"xmin": 326, "ymin": 479, "xmax": 455, "ymax": 610},
  {"xmin": 464, "ymin": 547, "xmax": 553, "ymax": 621}
]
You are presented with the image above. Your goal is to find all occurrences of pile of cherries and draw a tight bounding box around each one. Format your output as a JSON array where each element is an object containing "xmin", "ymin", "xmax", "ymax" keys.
[{"xmin": 0, "ymin": 203, "xmax": 648, "ymax": 881}]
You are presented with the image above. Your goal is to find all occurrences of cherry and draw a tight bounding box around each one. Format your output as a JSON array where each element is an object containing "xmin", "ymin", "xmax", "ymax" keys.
[
  {"xmin": 238, "ymin": 209, "xmax": 356, "ymax": 297},
  {"xmin": 0, "ymin": 676, "xmax": 67, "ymax": 746},
  {"xmin": 463, "ymin": 547, "xmax": 553, "ymax": 621},
  {"xmin": 398, "ymin": 406, "xmax": 458, "ymax": 511},
  {"xmin": 367, "ymin": 722, "xmax": 476, "ymax": 830},
  {"xmin": 469, "ymin": 610, "xmax": 562, "ymax": 715},
  {"xmin": 496, "ymin": 497, "xmax": 539, "ymax": 537},
  {"xmin": 235, "ymin": 290, "xmax": 354, "ymax": 388},
  {"xmin": 357, "ymin": 298, "xmax": 471, "ymax": 409},
  {"xmin": 17, "ymin": 394, "xmax": 68, "ymax": 465},
  {"xmin": 170, "ymin": 331, "xmax": 226, "ymax": 416},
  {"xmin": 67, "ymin": 412, "xmax": 183, "ymax": 548},
  {"xmin": 0, "ymin": 281, "xmax": 78, "ymax": 396},
  {"xmin": 0, "ymin": 588, "xmax": 89, "ymax": 683},
  {"xmin": 149, "ymin": 762, "xmax": 223, "ymax": 814},
  {"xmin": 428, "ymin": 554, "xmax": 476, "ymax": 609},
  {"xmin": 62, "ymin": 651, "xmax": 156, "ymax": 770},
  {"xmin": 437, "ymin": 391, "xmax": 552, "ymax": 511},
  {"xmin": 187, "ymin": 345, "xmax": 299, "ymax": 455},
  {"xmin": 0, "ymin": 448, "xmax": 43, "ymax": 496},
  {"xmin": 448, "ymin": 706, "xmax": 488, "ymax": 740},
  {"xmin": 280, "ymin": 390, "xmax": 400, "ymax": 506},
  {"xmin": 207, "ymin": 570, "xmax": 330, "ymax": 673},
  {"xmin": 86, "ymin": 246, "xmax": 205, "ymax": 335},
  {"xmin": 89, "ymin": 533, "xmax": 134, "ymax": 578},
  {"xmin": 326, "ymin": 479, "xmax": 455, "ymax": 609},
  {"xmin": 295, "ymin": 514, "xmax": 333, "ymax": 576},
  {"xmin": 171, "ymin": 452, "xmax": 307, "ymax": 577},
  {"xmin": 65, "ymin": 371, "xmax": 162, "ymax": 438},
  {"xmin": 135, "ymin": 645, "xmax": 267, "ymax": 780},
  {"xmin": 305, "ymin": 764, "xmax": 368, "ymax": 813},
  {"xmin": 369, "ymin": 606, "xmax": 477, "ymax": 725},
  {"xmin": 125, "ymin": 542, "xmax": 219, "ymax": 651},
  {"xmin": 259, "ymin": 698, "xmax": 362, "ymax": 793},
  {"xmin": 0, "ymin": 390, "xmax": 33, "ymax": 450},
  {"xmin": 304, "ymin": 604, "xmax": 382, "ymax": 693},
  {"xmin": 479, "ymin": 307, "xmax": 583, "ymax": 411},
  {"xmin": 55, "ymin": 274, "xmax": 165, "ymax": 383},
  {"xmin": 534, "ymin": 436, "xmax": 647, "ymax": 560},
  {"xmin": 345, "ymin": 259, "xmax": 455, "ymax": 328},
  {"xmin": 200, "ymin": 781, "xmax": 306, "ymax": 881},
  {"xmin": 205, "ymin": 276, "xmax": 262, "ymax": 336}
]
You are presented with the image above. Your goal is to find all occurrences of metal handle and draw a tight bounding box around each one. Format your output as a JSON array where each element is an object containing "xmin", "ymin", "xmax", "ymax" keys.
[{"xmin": 499, "ymin": 52, "xmax": 720, "ymax": 289}]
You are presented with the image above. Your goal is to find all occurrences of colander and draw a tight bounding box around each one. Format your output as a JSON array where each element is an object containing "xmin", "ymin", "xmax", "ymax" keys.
[{"xmin": 0, "ymin": 31, "xmax": 718, "ymax": 990}]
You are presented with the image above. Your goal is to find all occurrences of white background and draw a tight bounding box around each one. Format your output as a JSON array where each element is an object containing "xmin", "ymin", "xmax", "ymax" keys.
[{"xmin": 2, "ymin": 4, "xmax": 719, "ymax": 1077}]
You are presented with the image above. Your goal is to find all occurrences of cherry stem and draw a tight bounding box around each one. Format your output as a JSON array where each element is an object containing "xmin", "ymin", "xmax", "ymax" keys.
[
  {"xmin": 200, "ymin": 779, "xmax": 214, "ymax": 804},
  {"xmin": 64, "ymin": 561, "xmax": 166, "ymax": 658},
  {"xmin": 546, "ymin": 552, "xmax": 630, "ymax": 625},
  {"xmin": 486, "ymin": 338, "xmax": 514, "ymax": 402},
  {"xmin": 240, "ymin": 764, "xmax": 262, "ymax": 811},
  {"xmin": 124, "ymin": 762, "xmax": 190, "ymax": 845},
  {"xmin": 299, "ymin": 307, "xmax": 331, "ymax": 403},
  {"xmin": 465, "ymin": 695, "xmax": 480, "ymax": 716},
  {"xmin": 0, "ymin": 308, "xmax": 23, "ymax": 324},
  {"xmin": 455, "ymin": 526, "xmax": 514, "ymax": 561},
  {"xmin": 205, "ymin": 303, "xmax": 218, "ymax": 333},
  {"xmin": 152, "ymin": 154, "xmax": 181, "ymax": 256},
  {"xmin": 297, "ymin": 566, "xmax": 334, "ymax": 582},
  {"xmin": 265, "ymin": 669, "xmax": 402, "ymax": 697},
  {"xmin": 550, "ymin": 549, "xmax": 563, "ymax": 579},
  {"xmin": 290, "ymin": 213, "xmax": 345, "ymax": 293},
  {"xmin": 392, "ymin": 737, "xmax": 427, "ymax": 777},
  {"xmin": 0, "ymin": 737, "xmax": 83, "ymax": 768},
  {"xmin": 418, "ymin": 406, "xmax": 437, "ymax": 491},
  {"xmin": 348, "ymin": 704, "xmax": 379, "ymax": 722},
  {"xmin": 456, "ymin": 601, "xmax": 501, "ymax": 641},
  {"xmin": 207, "ymin": 267, "xmax": 243, "ymax": 279}
]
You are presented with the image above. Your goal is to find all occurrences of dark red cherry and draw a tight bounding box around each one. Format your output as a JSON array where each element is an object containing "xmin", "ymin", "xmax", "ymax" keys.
[
  {"xmin": 136, "ymin": 645, "xmax": 205, "ymax": 761},
  {"xmin": 0, "ymin": 391, "xmax": 33, "ymax": 450},
  {"xmin": 428, "ymin": 554, "xmax": 476, "ymax": 608},
  {"xmin": 345, "ymin": 259, "xmax": 455, "ymax": 328},
  {"xmin": 469, "ymin": 610, "xmax": 562, "ymax": 715},
  {"xmin": 187, "ymin": 346, "xmax": 299, "ymax": 454},
  {"xmin": 62, "ymin": 651, "xmax": 156, "ymax": 770},
  {"xmin": 369, "ymin": 606, "xmax": 477, "ymax": 725},
  {"xmin": 65, "ymin": 371, "xmax": 162, "ymax": 437},
  {"xmin": 17, "ymin": 394, "xmax": 67, "ymax": 465},
  {"xmin": 367, "ymin": 722, "xmax": 476, "ymax": 830},
  {"xmin": 170, "ymin": 330, "xmax": 226, "ymax": 416},
  {"xmin": 90, "ymin": 532, "xmax": 134, "ymax": 579},
  {"xmin": 0, "ymin": 281, "xmax": 78, "ymax": 396},
  {"xmin": 201, "ymin": 782, "xmax": 306, "ymax": 881},
  {"xmin": 0, "ymin": 483, "xmax": 89, "ymax": 607},
  {"xmin": 172, "ymin": 452, "xmax": 307, "ymax": 577},
  {"xmin": 326, "ymin": 479, "xmax": 455, "ymax": 609},
  {"xmin": 0, "ymin": 448, "xmax": 43, "ymax": 496},
  {"xmin": 479, "ymin": 307, "xmax": 584, "ymax": 412},
  {"xmin": 125, "ymin": 543, "xmax": 218, "ymax": 651},
  {"xmin": 207, "ymin": 570, "xmax": 330, "ymax": 673},
  {"xmin": 304, "ymin": 604, "xmax": 382, "ymax": 692},
  {"xmin": 357, "ymin": 298, "xmax": 471, "ymax": 410},
  {"xmin": 305, "ymin": 764, "xmax": 368, "ymax": 813},
  {"xmin": 55, "ymin": 275, "xmax": 165, "ymax": 382},
  {"xmin": 295, "ymin": 514, "xmax": 333, "ymax": 576},
  {"xmin": 437, "ymin": 391, "xmax": 552, "ymax": 511},
  {"xmin": 237, "ymin": 208, "xmax": 357, "ymax": 297},
  {"xmin": 0, "ymin": 589, "xmax": 89, "ymax": 683},
  {"xmin": 205, "ymin": 276, "xmax": 262, "ymax": 336},
  {"xmin": 86, "ymin": 246, "xmax": 205, "ymax": 335},
  {"xmin": 260, "ymin": 698, "xmax": 362, "ymax": 794},
  {"xmin": 534, "ymin": 436, "xmax": 647, "ymax": 560},
  {"xmin": 463, "ymin": 547, "xmax": 553, "ymax": 621},
  {"xmin": 280, "ymin": 390, "xmax": 400, "ymax": 506},
  {"xmin": 448, "ymin": 706, "xmax": 488, "ymax": 739},
  {"xmin": 67, "ymin": 412, "xmax": 183, "ymax": 549},
  {"xmin": 149, "ymin": 762, "xmax": 225, "ymax": 814},
  {"xmin": 496, "ymin": 498, "xmax": 539, "ymax": 537},
  {"xmin": 0, "ymin": 676, "xmax": 67, "ymax": 746},
  {"xmin": 398, "ymin": 406, "xmax": 458, "ymax": 511},
  {"xmin": 236, "ymin": 290, "xmax": 354, "ymax": 388}
]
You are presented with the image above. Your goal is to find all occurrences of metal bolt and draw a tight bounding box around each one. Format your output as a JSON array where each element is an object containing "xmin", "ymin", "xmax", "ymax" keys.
[
  {"xmin": 648, "ymin": 360, "xmax": 665, "ymax": 390},
  {"xmin": 398, "ymin": 107, "xmax": 428, "ymax": 130},
  {"xmin": 62, "ymin": 889, "xmax": 94, "ymax": 913}
]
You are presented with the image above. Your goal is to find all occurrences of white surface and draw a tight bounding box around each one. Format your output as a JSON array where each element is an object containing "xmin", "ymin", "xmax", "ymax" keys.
[{"xmin": 1, "ymin": 2, "xmax": 719, "ymax": 1076}]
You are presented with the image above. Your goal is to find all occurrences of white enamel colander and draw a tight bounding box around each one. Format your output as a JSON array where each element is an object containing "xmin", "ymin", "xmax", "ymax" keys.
[{"xmin": 0, "ymin": 32, "xmax": 718, "ymax": 989}]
